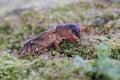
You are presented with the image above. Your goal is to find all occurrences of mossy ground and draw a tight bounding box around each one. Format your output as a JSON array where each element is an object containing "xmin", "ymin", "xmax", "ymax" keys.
[{"xmin": 0, "ymin": 0, "xmax": 120, "ymax": 80}]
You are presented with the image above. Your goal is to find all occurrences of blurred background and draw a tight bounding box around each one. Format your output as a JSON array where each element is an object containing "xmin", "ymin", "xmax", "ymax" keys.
[{"xmin": 0, "ymin": 0, "xmax": 79, "ymax": 18}]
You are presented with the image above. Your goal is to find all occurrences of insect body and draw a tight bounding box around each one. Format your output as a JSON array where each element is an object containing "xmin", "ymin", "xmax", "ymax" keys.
[{"xmin": 18, "ymin": 24, "xmax": 81, "ymax": 58}]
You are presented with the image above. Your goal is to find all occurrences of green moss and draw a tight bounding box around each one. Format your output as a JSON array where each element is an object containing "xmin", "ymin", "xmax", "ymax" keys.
[
  {"xmin": 34, "ymin": 27, "xmax": 46, "ymax": 35},
  {"xmin": 0, "ymin": 24, "xmax": 11, "ymax": 34},
  {"xmin": 111, "ymin": 49, "xmax": 120, "ymax": 60}
]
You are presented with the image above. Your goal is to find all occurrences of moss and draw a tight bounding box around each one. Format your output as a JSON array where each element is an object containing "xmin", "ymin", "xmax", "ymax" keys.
[
  {"xmin": 34, "ymin": 27, "xmax": 46, "ymax": 35},
  {"xmin": 0, "ymin": 24, "xmax": 11, "ymax": 34}
]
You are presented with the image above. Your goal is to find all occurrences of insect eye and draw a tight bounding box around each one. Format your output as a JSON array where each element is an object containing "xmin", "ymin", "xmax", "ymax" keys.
[
  {"xmin": 73, "ymin": 31, "xmax": 80, "ymax": 38},
  {"xmin": 75, "ymin": 31, "xmax": 78, "ymax": 34},
  {"xmin": 74, "ymin": 30, "xmax": 79, "ymax": 34}
]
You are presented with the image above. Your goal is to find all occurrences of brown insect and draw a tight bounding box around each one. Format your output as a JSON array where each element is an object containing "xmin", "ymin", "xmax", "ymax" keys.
[{"xmin": 18, "ymin": 24, "xmax": 86, "ymax": 58}]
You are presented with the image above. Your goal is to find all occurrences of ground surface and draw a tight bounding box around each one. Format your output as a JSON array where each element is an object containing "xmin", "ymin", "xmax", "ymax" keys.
[{"xmin": 0, "ymin": 0, "xmax": 120, "ymax": 80}]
